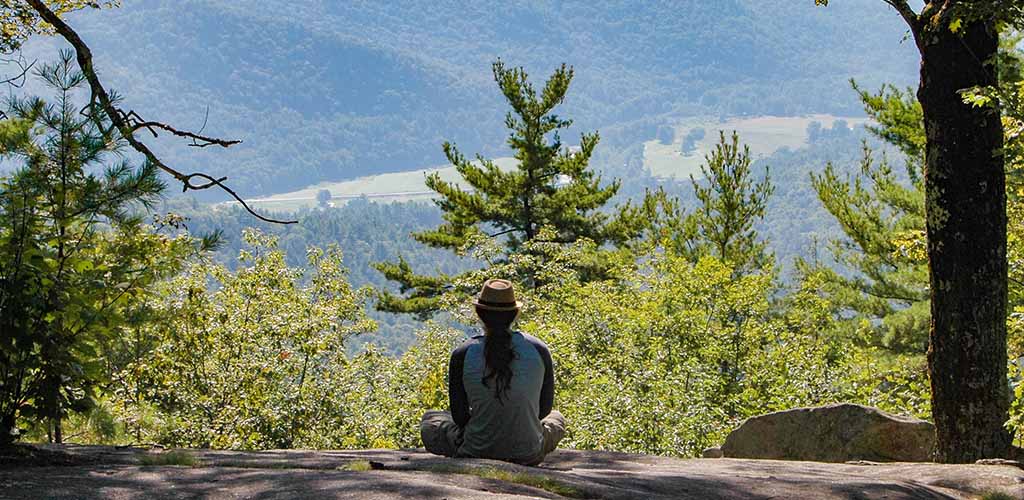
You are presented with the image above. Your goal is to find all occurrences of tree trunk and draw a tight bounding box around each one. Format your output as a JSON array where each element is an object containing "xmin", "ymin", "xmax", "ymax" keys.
[
  {"xmin": 918, "ymin": 17, "xmax": 1010, "ymax": 462},
  {"xmin": 53, "ymin": 398, "xmax": 62, "ymax": 445},
  {"xmin": 1, "ymin": 412, "xmax": 16, "ymax": 446}
]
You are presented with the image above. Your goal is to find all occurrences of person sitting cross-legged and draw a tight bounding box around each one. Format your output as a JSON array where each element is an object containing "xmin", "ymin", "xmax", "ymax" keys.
[{"xmin": 420, "ymin": 278, "xmax": 565, "ymax": 465}]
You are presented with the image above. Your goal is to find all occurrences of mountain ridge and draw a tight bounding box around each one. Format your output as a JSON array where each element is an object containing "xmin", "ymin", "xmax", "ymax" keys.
[{"xmin": 9, "ymin": 1, "xmax": 918, "ymax": 197}]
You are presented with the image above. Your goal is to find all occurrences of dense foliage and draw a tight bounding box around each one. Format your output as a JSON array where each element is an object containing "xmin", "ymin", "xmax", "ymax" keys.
[
  {"xmin": 0, "ymin": 102, "xmax": 944, "ymax": 456},
  {"xmin": 34, "ymin": 113, "xmax": 934, "ymax": 453},
  {"xmin": 0, "ymin": 53, "xmax": 199, "ymax": 444},
  {"xmin": 169, "ymin": 199, "xmax": 476, "ymax": 355},
  {"xmin": 121, "ymin": 231, "xmax": 377, "ymax": 449}
]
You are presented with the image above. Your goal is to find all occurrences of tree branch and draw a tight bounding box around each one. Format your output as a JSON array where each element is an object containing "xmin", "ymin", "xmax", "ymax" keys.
[
  {"xmin": 882, "ymin": 0, "xmax": 921, "ymax": 45},
  {"xmin": 179, "ymin": 172, "xmax": 292, "ymax": 225},
  {"xmin": 121, "ymin": 110, "xmax": 240, "ymax": 148},
  {"xmin": 0, "ymin": 53, "xmax": 35, "ymax": 88},
  {"xmin": 488, "ymin": 227, "xmax": 522, "ymax": 238},
  {"xmin": 24, "ymin": 0, "xmax": 295, "ymax": 224}
]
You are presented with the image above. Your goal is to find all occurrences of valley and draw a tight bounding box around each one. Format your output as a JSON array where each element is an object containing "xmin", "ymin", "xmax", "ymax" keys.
[{"xmin": 234, "ymin": 114, "xmax": 866, "ymax": 212}]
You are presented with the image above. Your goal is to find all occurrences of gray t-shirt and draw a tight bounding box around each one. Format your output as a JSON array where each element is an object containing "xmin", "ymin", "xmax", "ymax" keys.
[{"xmin": 448, "ymin": 331, "xmax": 554, "ymax": 463}]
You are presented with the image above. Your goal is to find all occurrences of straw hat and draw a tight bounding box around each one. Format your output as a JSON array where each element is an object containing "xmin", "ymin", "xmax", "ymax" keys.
[{"xmin": 472, "ymin": 279, "xmax": 522, "ymax": 311}]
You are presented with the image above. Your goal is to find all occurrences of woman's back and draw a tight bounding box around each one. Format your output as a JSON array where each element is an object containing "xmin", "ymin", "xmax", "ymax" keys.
[{"xmin": 456, "ymin": 332, "xmax": 547, "ymax": 462}]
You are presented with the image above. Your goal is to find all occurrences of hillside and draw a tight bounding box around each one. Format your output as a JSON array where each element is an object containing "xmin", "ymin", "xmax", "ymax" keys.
[
  {"xmin": 11, "ymin": 1, "xmax": 917, "ymax": 198},
  {"xmin": 232, "ymin": 114, "xmax": 864, "ymax": 212}
]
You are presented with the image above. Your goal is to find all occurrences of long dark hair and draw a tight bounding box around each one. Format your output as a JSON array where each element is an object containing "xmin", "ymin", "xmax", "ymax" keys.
[{"xmin": 477, "ymin": 306, "xmax": 518, "ymax": 400}]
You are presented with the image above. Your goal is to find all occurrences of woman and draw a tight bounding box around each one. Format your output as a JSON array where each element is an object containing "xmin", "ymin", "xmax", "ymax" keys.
[{"xmin": 420, "ymin": 279, "xmax": 565, "ymax": 465}]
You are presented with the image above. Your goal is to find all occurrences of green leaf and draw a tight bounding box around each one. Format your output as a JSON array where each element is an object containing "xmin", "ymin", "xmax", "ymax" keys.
[{"xmin": 949, "ymin": 18, "xmax": 963, "ymax": 33}]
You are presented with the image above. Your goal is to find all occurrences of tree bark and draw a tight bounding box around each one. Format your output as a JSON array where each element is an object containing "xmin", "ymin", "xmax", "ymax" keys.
[
  {"xmin": 53, "ymin": 412, "xmax": 62, "ymax": 444},
  {"xmin": 918, "ymin": 16, "xmax": 1010, "ymax": 462},
  {"xmin": 52, "ymin": 383, "xmax": 62, "ymax": 444}
]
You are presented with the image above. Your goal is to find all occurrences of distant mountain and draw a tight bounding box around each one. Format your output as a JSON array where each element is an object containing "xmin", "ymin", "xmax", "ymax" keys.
[{"xmin": 12, "ymin": 0, "xmax": 918, "ymax": 197}]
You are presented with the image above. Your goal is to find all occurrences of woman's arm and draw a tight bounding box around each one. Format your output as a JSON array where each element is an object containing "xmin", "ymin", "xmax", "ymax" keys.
[
  {"xmin": 449, "ymin": 344, "xmax": 471, "ymax": 428},
  {"xmin": 533, "ymin": 340, "xmax": 555, "ymax": 418}
]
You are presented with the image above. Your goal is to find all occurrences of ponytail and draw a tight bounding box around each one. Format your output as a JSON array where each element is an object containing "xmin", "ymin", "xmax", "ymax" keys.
[{"xmin": 477, "ymin": 307, "xmax": 517, "ymax": 400}]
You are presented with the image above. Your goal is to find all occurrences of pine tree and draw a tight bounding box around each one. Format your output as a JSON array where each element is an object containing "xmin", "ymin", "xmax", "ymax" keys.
[
  {"xmin": 688, "ymin": 131, "xmax": 774, "ymax": 275},
  {"xmin": 808, "ymin": 36, "xmax": 1024, "ymax": 351},
  {"xmin": 807, "ymin": 82, "xmax": 929, "ymax": 353},
  {"xmin": 674, "ymin": 131, "xmax": 775, "ymax": 413},
  {"xmin": 0, "ymin": 51, "xmax": 197, "ymax": 444},
  {"xmin": 375, "ymin": 60, "xmax": 640, "ymax": 317}
]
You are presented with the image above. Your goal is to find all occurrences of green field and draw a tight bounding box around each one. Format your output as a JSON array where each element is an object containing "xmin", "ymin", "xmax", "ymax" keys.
[
  {"xmin": 232, "ymin": 115, "xmax": 864, "ymax": 213},
  {"xmin": 644, "ymin": 114, "xmax": 865, "ymax": 179},
  {"xmin": 235, "ymin": 157, "xmax": 518, "ymax": 212}
]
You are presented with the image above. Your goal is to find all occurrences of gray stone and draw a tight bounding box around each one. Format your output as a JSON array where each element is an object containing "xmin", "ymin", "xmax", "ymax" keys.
[
  {"xmin": 4, "ymin": 445, "xmax": 1023, "ymax": 499},
  {"xmin": 702, "ymin": 446, "xmax": 723, "ymax": 458},
  {"xmin": 720, "ymin": 403, "xmax": 936, "ymax": 462}
]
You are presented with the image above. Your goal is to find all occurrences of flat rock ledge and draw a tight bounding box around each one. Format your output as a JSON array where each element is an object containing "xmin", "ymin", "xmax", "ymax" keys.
[{"xmin": 2, "ymin": 444, "xmax": 1023, "ymax": 499}]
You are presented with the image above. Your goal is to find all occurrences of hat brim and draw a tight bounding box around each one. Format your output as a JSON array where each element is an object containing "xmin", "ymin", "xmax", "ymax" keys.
[{"xmin": 472, "ymin": 300, "xmax": 522, "ymax": 311}]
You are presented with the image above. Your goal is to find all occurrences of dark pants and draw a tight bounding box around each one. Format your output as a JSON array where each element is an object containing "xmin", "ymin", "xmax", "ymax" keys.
[{"xmin": 420, "ymin": 410, "xmax": 566, "ymax": 465}]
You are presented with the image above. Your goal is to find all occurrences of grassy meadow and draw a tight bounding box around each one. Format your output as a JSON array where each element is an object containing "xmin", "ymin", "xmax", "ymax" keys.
[
  {"xmin": 230, "ymin": 115, "xmax": 863, "ymax": 213},
  {"xmin": 644, "ymin": 114, "xmax": 866, "ymax": 178}
]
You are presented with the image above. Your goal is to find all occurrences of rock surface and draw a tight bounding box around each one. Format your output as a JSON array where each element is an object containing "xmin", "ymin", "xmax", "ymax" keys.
[
  {"xmin": 720, "ymin": 403, "xmax": 936, "ymax": 462},
  {"xmin": 2, "ymin": 444, "xmax": 1023, "ymax": 499}
]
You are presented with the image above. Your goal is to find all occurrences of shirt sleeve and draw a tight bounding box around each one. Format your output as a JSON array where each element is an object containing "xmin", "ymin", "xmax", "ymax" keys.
[
  {"xmin": 448, "ymin": 343, "xmax": 471, "ymax": 428},
  {"xmin": 531, "ymin": 338, "xmax": 555, "ymax": 419}
]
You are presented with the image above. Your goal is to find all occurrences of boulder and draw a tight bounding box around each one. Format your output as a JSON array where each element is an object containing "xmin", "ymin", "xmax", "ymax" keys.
[
  {"xmin": 702, "ymin": 447, "xmax": 723, "ymax": 458},
  {"xmin": 720, "ymin": 403, "xmax": 935, "ymax": 462}
]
